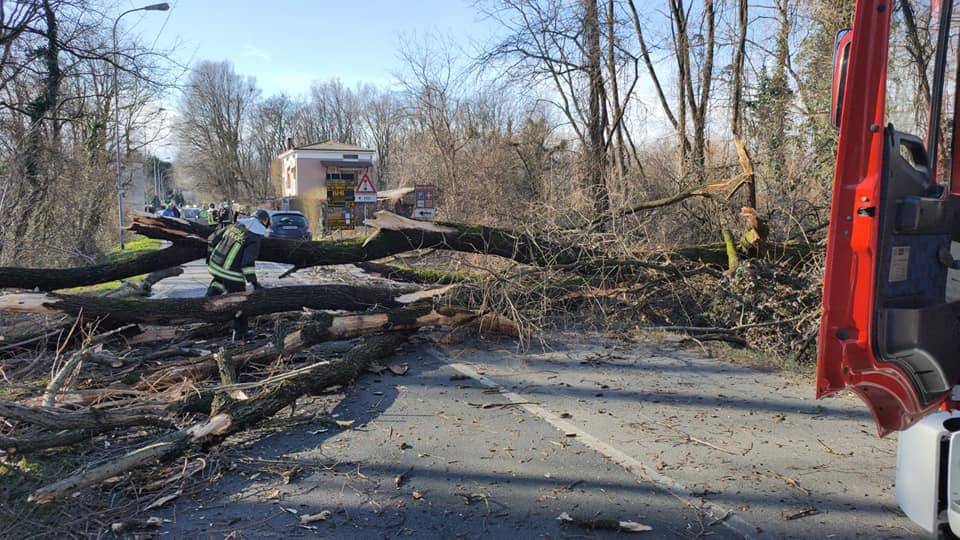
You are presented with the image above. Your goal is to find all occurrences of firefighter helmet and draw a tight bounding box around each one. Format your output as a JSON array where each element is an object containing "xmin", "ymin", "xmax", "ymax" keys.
[{"xmin": 254, "ymin": 209, "xmax": 270, "ymax": 229}]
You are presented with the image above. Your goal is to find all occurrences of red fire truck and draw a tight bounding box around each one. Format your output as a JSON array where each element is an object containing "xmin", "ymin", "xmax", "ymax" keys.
[{"xmin": 821, "ymin": 0, "xmax": 960, "ymax": 535}]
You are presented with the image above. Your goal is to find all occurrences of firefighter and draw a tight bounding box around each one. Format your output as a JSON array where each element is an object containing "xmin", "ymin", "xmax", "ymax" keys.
[
  {"xmin": 205, "ymin": 209, "xmax": 270, "ymax": 340},
  {"xmin": 203, "ymin": 203, "xmax": 217, "ymax": 225},
  {"xmin": 218, "ymin": 201, "xmax": 234, "ymax": 227}
]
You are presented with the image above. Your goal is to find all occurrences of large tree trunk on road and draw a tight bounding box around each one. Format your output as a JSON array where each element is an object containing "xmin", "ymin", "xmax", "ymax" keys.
[
  {"xmin": 131, "ymin": 212, "xmax": 610, "ymax": 269},
  {"xmin": 0, "ymin": 284, "xmax": 405, "ymax": 325},
  {"xmin": 145, "ymin": 302, "xmax": 474, "ymax": 387},
  {"xmin": 0, "ymin": 245, "xmax": 199, "ymax": 291},
  {"xmin": 0, "ymin": 211, "xmax": 693, "ymax": 294}
]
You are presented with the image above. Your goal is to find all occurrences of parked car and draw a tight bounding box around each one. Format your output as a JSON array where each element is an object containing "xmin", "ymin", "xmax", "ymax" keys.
[
  {"xmin": 267, "ymin": 211, "xmax": 311, "ymax": 240},
  {"xmin": 181, "ymin": 207, "xmax": 201, "ymax": 223}
]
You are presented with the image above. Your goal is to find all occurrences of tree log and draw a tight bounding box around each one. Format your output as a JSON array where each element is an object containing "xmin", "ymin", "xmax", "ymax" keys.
[
  {"xmin": 144, "ymin": 303, "xmax": 476, "ymax": 388},
  {"xmin": 355, "ymin": 260, "xmax": 473, "ymax": 284},
  {"xmin": 0, "ymin": 284, "xmax": 404, "ymax": 325},
  {"xmin": 672, "ymin": 240, "xmax": 815, "ymax": 267},
  {"xmin": 129, "ymin": 212, "xmax": 613, "ymax": 271},
  {"xmin": 0, "ymin": 428, "xmax": 109, "ymax": 455},
  {"xmin": 0, "ymin": 212, "xmax": 655, "ymax": 293},
  {"xmin": 30, "ymin": 333, "xmax": 406, "ymax": 503},
  {"xmin": 0, "ymin": 400, "xmax": 171, "ymax": 431},
  {"xmin": 0, "ymin": 245, "xmax": 199, "ymax": 291}
]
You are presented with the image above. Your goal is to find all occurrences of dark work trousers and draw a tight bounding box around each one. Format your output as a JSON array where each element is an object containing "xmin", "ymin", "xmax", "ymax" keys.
[{"xmin": 206, "ymin": 277, "xmax": 248, "ymax": 339}]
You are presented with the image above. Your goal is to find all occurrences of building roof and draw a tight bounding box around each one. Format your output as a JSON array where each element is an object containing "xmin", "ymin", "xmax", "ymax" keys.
[
  {"xmin": 296, "ymin": 140, "xmax": 374, "ymax": 153},
  {"xmin": 320, "ymin": 159, "xmax": 372, "ymax": 167}
]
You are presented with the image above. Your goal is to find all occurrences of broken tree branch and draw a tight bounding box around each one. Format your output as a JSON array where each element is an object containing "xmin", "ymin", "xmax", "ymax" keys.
[
  {"xmin": 30, "ymin": 333, "xmax": 407, "ymax": 503},
  {"xmin": 0, "ymin": 284, "xmax": 405, "ymax": 325},
  {"xmin": 0, "ymin": 400, "xmax": 171, "ymax": 431},
  {"xmin": 145, "ymin": 302, "xmax": 477, "ymax": 387}
]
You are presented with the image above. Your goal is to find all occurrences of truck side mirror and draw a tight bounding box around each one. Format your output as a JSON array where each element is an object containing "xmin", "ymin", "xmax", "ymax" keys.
[{"xmin": 832, "ymin": 28, "xmax": 853, "ymax": 130}]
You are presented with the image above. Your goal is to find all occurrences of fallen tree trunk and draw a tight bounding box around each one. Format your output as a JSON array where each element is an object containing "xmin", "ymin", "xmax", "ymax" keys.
[
  {"xmin": 145, "ymin": 302, "xmax": 476, "ymax": 387},
  {"xmin": 0, "ymin": 245, "xmax": 199, "ymax": 291},
  {"xmin": 130, "ymin": 212, "xmax": 614, "ymax": 271},
  {"xmin": 1, "ymin": 211, "xmax": 677, "ymax": 293},
  {"xmin": 0, "ymin": 400, "xmax": 171, "ymax": 431},
  {"xmin": 0, "ymin": 284, "xmax": 404, "ymax": 325},
  {"xmin": 355, "ymin": 260, "xmax": 473, "ymax": 285},
  {"xmin": 672, "ymin": 240, "xmax": 816, "ymax": 267},
  {"xmin": 0, "ymin": 428, "xmax": 111, "ymax": 455},
  {"xmin": 30, "ymin": 333, "xmax": 406, "ymax": 503}
]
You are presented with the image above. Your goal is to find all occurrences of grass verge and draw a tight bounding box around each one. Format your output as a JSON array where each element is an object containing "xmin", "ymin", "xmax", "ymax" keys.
[{"xmin": 61, "ymin": 235, "xmax": 163, "ymax": 295}]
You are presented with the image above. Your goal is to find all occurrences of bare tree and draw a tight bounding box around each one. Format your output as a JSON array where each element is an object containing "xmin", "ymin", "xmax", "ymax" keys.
[
  {"xmin": 0, "ymin": 0, "xmax": 177, "ymax": 265},
  {"xmin": 296, "ymin": 79, "xmax": 363, "ymax": 145},
  {"xmin": 177, "ymin": 60, "xmax": 262, "ymax": 201},
  {"xmin": 583, "ymin": 0, "xmax": 609, "ymax": 217},
  {"xmin": 248, "ymin": 93, "xmax": 297, "ymax": 197},
  {"xmin": 397, "ymin": 35, "xmax": 469, "ymax": 198},
  {"xmin": 362, "ymin": 88, "xmax": 405, "ymax": 188}
]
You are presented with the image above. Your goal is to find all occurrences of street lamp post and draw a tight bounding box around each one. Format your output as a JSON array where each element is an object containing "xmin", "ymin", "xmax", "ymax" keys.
[
  {"xmin": 154, "ymin": 107, "xmax": 166, "ymax": 205},
  {"xmin": 113, "ymin": 3, "xmax": 169, "ymax": 250}
]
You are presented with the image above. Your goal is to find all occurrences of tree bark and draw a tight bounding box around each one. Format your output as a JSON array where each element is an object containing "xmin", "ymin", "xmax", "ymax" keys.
[
  {"xmin": 0, "ymin": 400, "xmax": 170, "ymax": 431},
  {"xmin": 30, "ymin": 334, "xmax": 407, "ymax": 503},
  {"xmin": 606, "ymin": 0, "xmax": 626, "ymax": 178},
  {"xmin": 731, "ymin": 0, "xmax": 757, "ymax": 210},
  {"xmin": 583, "ymin": 0, "xmax": 610, "ymax": 218},
  {"xmin": 130, "ymin": 212, "xmax": 612, "ymax": 274},
  {"xmin": 143, "ymin": 303, "xmax": 475, "ymax": 388},
  {"xmin": 0, "ymin": 284, "xmax": 404, "ymax": 325},
  {"xmin": 0, "ymin": 244, "xmax": 198, "ymax": 291},
  {"xmin": 355, "ymin": 261, "xmax": 471, "ymax": 284}
]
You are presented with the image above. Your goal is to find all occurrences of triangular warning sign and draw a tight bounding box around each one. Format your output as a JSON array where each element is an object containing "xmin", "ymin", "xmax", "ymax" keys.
[
  {"xmin": 356, "ymin": 173, "xmax": 376, "ymax": 194},
  {"xmin": 354, "ymin": 173, "xmax": 377, "ymax": 202}
]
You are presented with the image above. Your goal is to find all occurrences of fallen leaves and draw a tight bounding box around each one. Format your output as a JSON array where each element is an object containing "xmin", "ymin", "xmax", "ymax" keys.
[{"xmin": 280, "ymin": 466, "xmax": 301, "ymax": 485}]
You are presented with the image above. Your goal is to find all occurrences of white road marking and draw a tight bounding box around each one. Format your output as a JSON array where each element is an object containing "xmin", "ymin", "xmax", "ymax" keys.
[{"xmin": 437, "ymin": 353, "xmax": 767, "ymax": 540}]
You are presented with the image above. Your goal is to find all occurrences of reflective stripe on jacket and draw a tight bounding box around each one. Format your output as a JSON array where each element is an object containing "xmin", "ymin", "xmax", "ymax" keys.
[{"xmin": 207, "ymin": 224, "xmax": 261, "ymax": 283}]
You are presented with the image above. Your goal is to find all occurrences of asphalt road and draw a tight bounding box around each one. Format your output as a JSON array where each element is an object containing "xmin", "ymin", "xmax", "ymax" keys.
[{"xmin": 149, "ymin": 265, "xmax": 925, "ymax": 539}]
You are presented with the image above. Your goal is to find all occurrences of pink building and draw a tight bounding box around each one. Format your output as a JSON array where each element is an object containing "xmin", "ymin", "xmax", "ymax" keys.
[{"xmin": 275, "ymin": 140, "xmax": 375, "ymax": 201}]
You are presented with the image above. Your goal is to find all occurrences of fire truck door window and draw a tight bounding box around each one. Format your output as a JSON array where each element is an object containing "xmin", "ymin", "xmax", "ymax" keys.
[{"xmin": 887, "ymin": 0, "xmax": 959, "ymax": 179}]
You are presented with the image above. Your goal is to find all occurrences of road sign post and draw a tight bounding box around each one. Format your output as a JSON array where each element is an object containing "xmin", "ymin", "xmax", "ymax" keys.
[
  {"xmin": 355, "ymin": 173, "xmax": 377, "ymax": 203},
  {"xmin": 413, "ymin": 183, "xmax": 437, "ymax": 220}
]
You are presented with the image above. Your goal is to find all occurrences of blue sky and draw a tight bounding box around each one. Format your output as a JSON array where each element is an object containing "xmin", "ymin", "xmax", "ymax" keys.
[{"xmin": 125, "ymin": 0, "xmax": 498, "ymax": 96}]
